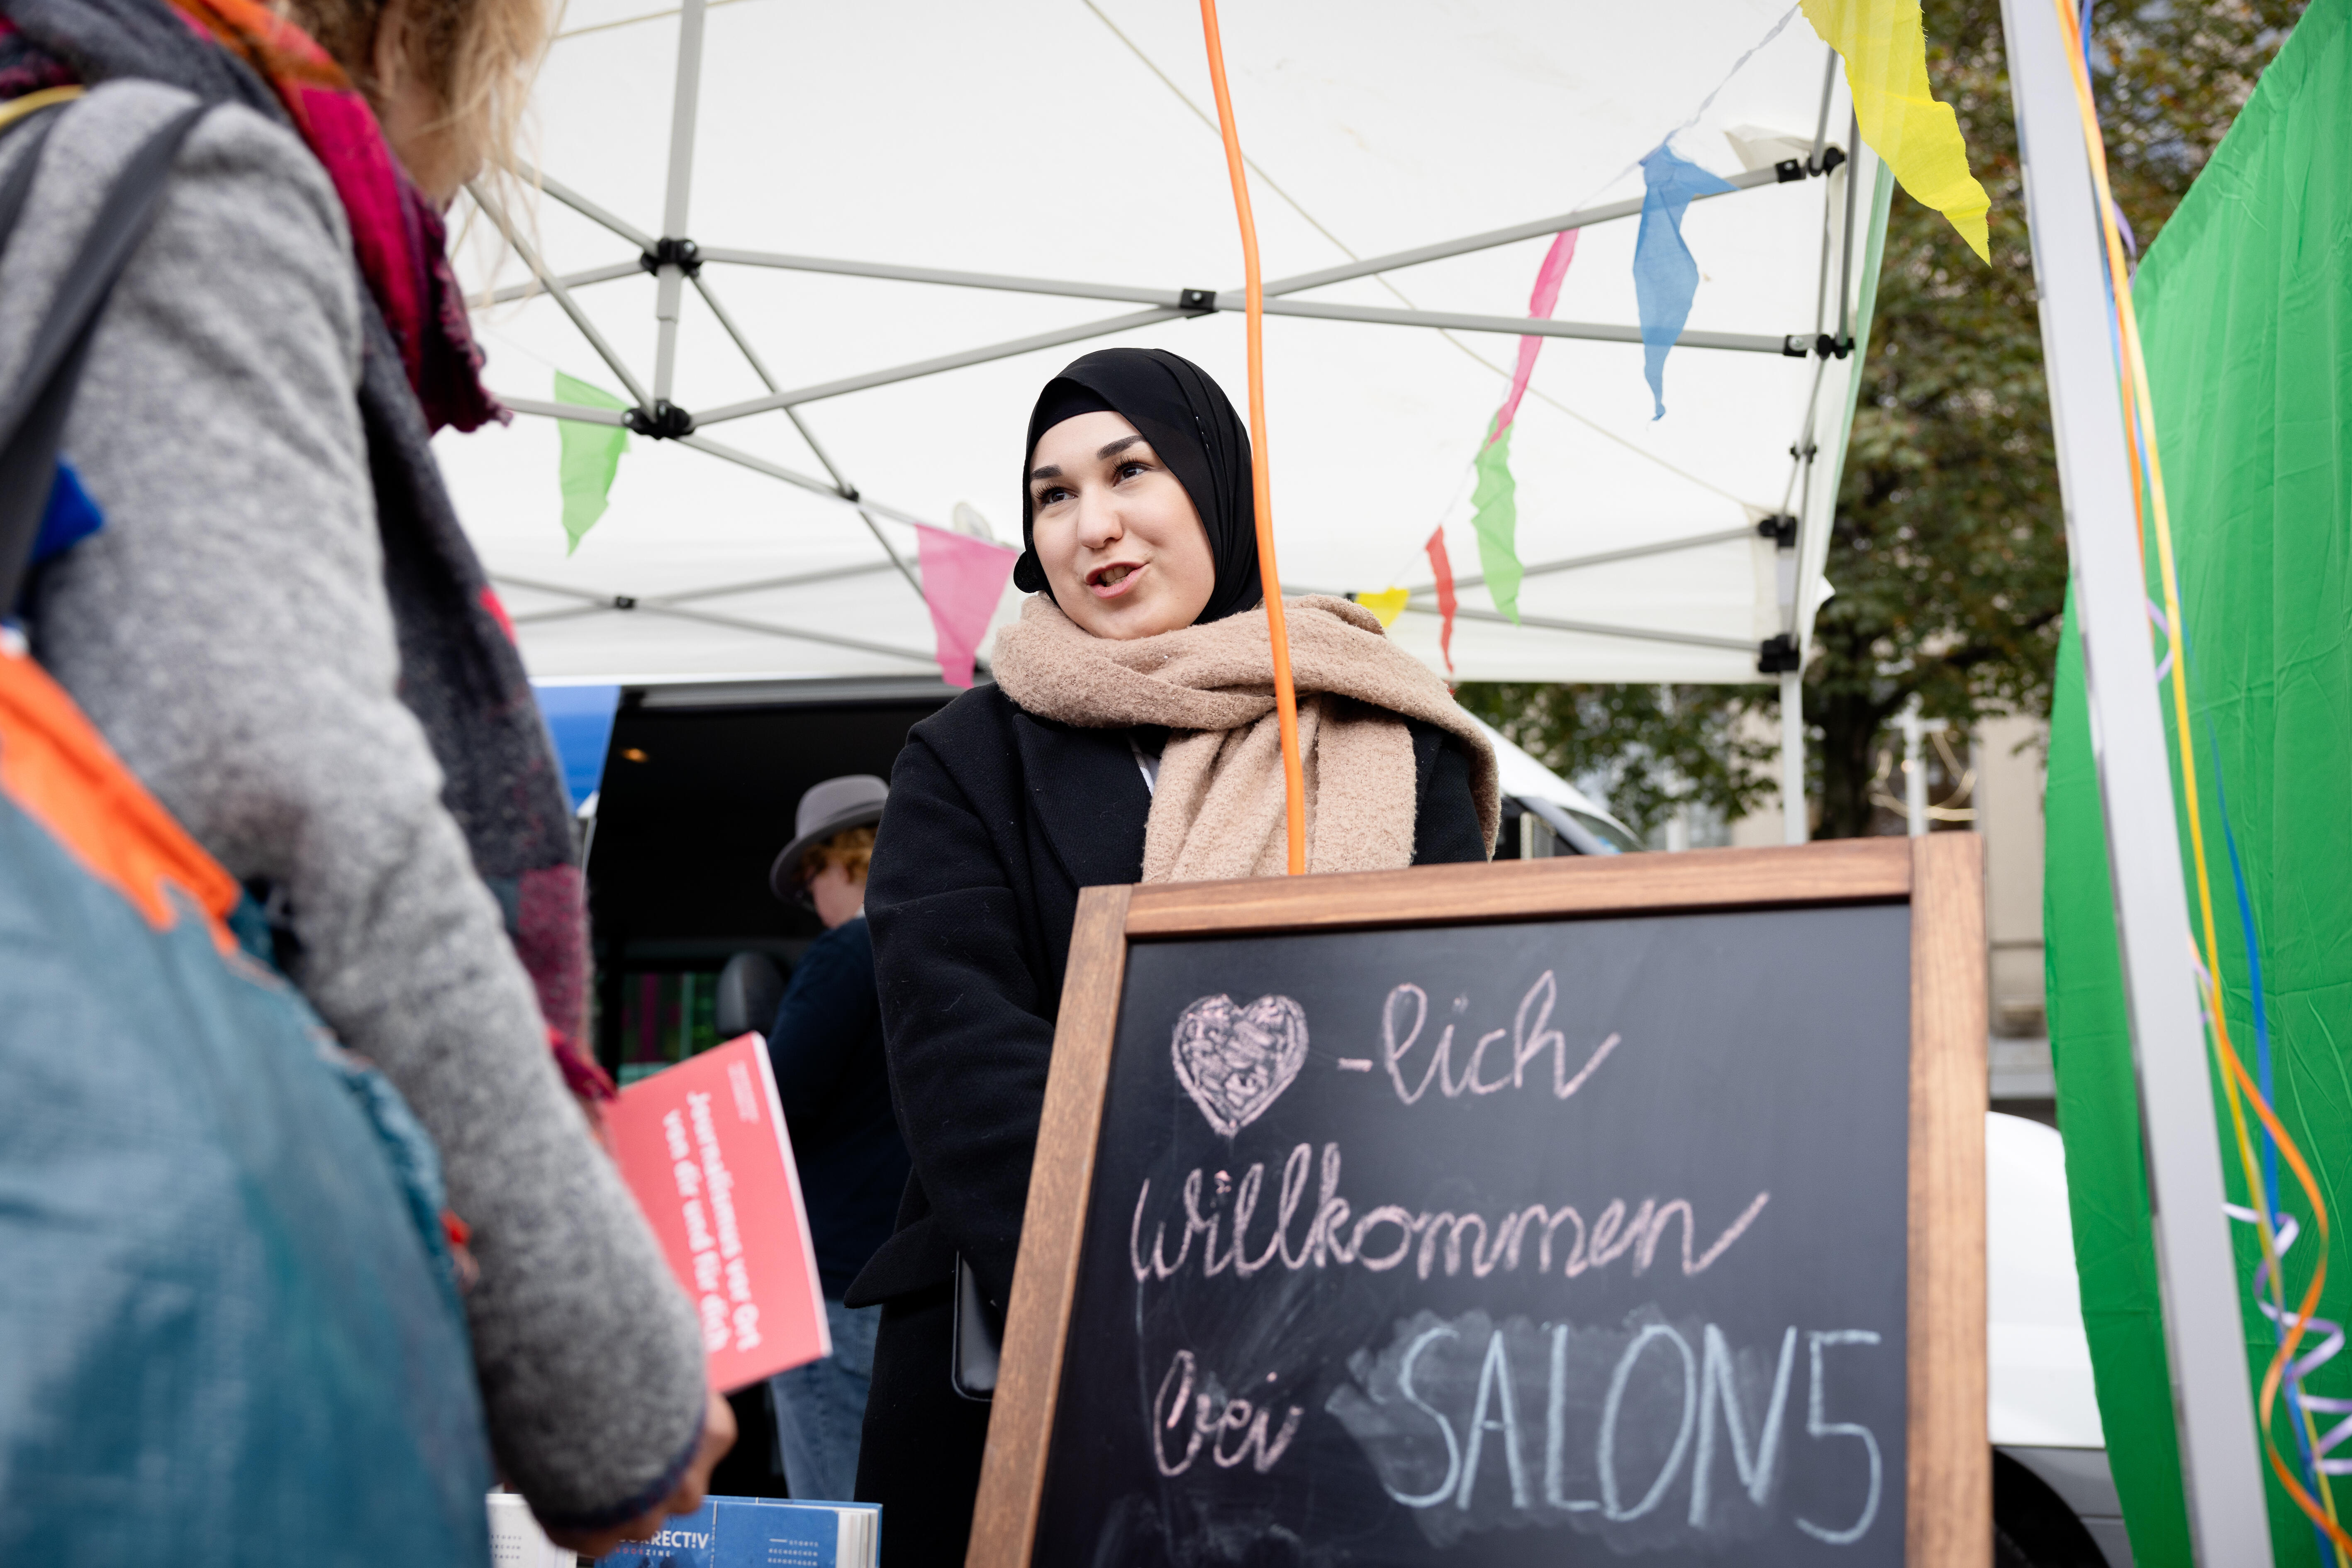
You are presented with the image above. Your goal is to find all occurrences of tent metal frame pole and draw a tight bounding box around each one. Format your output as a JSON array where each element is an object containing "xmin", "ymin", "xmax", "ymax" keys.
[
  {"xmin": 497, "ymin": 399, "xmax": 945, "ymax": 558},
  {"xmin": 477, "ymin": 259, "xmax": 642, "ymax": 308},
  {"xmin": 1407, "ymin": 524, "xmax": 1756, "ymax": 595},
  {"xmin": 491, "ymin": 573, "xmax": 935, "ymax": 666},
  {"xmin": 473, "ymin": 192, "xmax": 649, "ymax": 407},
  {"xmin": 1255, "ymin": 163, "xmax": 1799, "ymax": 297},
  {"xmin": 651, "ymin": 0, "xmax": 707, "ymax": 405},
  {"xmin": 687, "ymin": 307, "xmax": 1180, "ymax": 425},
  {"xmin": 532, "ymin": 168, "xmax": 656, "ymax": 250},
  {"xmin": 690, "ymin": 306, "xmax": 1795, "ymax": 428},
  {"xmin": 2002, "ymin": 0, "xmax": 2271, "ymax": 1556},
  {"xmin": 687, "ymin": 272, "xmax": 927, "ymax": 602},
  {"xmin": 508, "ymin": 558, "xmax": 904, "ymax": 624},
  {"xmin": 1779, "ymin": 668, "xmax": 1805, "ymax": 843},
  {"xmin": 1391, "ymin": 599, "xmax": 1756, "ymax": 652}
]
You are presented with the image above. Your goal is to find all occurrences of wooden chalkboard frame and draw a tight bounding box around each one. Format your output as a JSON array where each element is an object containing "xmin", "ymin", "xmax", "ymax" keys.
[{"xmin": 968, "ymin": 836, "xmax": 1988, "ymax": 1566}]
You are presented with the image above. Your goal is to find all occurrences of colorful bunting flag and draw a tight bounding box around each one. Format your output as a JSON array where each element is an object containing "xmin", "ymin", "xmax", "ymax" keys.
[
  {"xmin": 1462, "ymin": 228, "xmax": 1581, "ymax": 627},
  {"xmin": 1494, "ymin": 230, "xmax": 1579, "ymax": 441},
  {"xmin": 1426, "ymin": 527, "xmax": 1459, "ymax": 675},
  {"xmin": 1633, "ymin": 143, "xmax": 1735, "ymax": 420},
  {"xmin": 914, "ymin": 523, "xmax": 1019, "ymax": 689},
  {"xmin": 554, "ymin": 372, "xmax": 630, "ymax": 554},
  {"xmin": 1470, "ymin": 420, "xmax": 1523, "ymax": 623},
  {"xmin": 1801, "ymin": 0, "xmax": 1991, "ymax": 260},
  {"xmin": 1353, "ymin": 588, "xmax": 1409, "ymax": 628}
]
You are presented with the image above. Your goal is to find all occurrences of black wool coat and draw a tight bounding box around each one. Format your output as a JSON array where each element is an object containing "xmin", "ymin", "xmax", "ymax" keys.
[{"xmin": 847, "ymin": 683, "xmax": 1485, "ymax": 1556}]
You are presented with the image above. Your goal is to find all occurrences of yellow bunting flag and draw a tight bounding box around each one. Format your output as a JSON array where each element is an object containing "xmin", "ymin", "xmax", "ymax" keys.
[
  {"xmin": 1354, "ymin": 588, "xmax": 1409, "ymax": 629},
  {"xmin": 1801, "ymin": 0, "xmax": 1991, "ymax": 261}
]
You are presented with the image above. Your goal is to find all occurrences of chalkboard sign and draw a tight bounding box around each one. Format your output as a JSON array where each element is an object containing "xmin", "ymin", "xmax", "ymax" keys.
[{"xmin": 970, "ymin": 838, "xmax": 1985, "ymax": 1567}]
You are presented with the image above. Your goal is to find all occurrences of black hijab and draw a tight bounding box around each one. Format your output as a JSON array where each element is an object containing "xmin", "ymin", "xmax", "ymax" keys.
[{"xmin": 1013, "ymin": 347, "xmax": 1264, "ymax": 626}]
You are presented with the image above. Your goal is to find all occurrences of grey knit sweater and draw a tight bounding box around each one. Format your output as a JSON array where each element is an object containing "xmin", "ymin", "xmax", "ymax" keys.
[{"xmin": 2, "ymin": 83, "xmax": 707, "ymax": 1526}]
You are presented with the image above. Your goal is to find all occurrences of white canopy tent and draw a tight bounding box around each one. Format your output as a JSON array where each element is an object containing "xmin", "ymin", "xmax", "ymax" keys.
[{"xmin": 437, "ymin": 0, "xmax": 1889, "ymax": 814}]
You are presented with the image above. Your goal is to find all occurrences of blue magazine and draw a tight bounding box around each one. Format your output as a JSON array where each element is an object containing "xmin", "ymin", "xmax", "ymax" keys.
[{"xmin": 594, "ymin": 1496, "xmax": 880, "ymax": 1568}]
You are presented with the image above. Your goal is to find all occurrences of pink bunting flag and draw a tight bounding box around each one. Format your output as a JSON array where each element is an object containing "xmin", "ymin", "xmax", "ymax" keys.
[
  {"xmin": 1487, "ymin": 229, "xmax": 1579, "ymax": 446},
  {"xmin": 914, "ymin": 524, "xmax": 1019, "ymax": 688}
]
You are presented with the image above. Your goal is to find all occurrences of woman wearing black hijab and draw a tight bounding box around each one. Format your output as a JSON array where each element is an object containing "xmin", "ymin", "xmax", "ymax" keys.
[{"xmin": 846, "ymin": 348, "xmax": 1494, "ymax": 1555}]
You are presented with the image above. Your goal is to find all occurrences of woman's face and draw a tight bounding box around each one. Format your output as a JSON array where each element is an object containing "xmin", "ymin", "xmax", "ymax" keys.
[{"xmin": 1028, "ymin": 410, "xmax": 1218, "ymax": 639}]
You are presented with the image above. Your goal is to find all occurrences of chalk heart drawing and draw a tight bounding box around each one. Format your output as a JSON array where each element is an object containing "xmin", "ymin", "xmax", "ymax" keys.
[{"xmin": 1171, "ymin": 993, "xmax": 1309, "ymax": 1138}]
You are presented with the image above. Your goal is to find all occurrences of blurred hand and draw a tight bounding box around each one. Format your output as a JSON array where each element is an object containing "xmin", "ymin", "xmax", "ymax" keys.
[{"xmin": 543, "ymin": 1389, "xmax": 737, "ymax": 1560}]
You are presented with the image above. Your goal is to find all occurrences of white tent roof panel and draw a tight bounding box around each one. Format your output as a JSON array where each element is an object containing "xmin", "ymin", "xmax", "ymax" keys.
[{"xmin": 439, "ymin": 0, "xmax": 1885, "ymax": 685}]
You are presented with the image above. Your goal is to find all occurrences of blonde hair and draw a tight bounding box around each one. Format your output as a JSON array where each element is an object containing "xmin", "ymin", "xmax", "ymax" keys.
[
  {"xmin": 801, "ymin": 825, "xmax": 876, "ymax": 887},
  {"xmin": 278, "ymin": 0, "xmax": 551, "ymax": 183}
]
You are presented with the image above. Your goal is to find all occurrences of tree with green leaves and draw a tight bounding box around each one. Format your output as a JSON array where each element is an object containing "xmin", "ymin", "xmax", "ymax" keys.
[{"xmin": 1463, "ymin": 0, "xmax": 2307, "ymax": 841}]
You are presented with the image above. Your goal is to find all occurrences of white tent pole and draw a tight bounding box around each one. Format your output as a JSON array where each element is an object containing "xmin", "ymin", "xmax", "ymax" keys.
[
  {"xmin": 477, "ymin": 259, "xmax": 642, "ymax": 308},
  {"xmin": 1409, "ymin": 524, "xmax": 1755, "ymax": 595},
  {"xmin": 1835, "ymin": 111, "xmax": 1860, "ymax": 349},
  {"xmin": 1257, "ymin": 165, "xmax": 1799, "ymax": 296},
  {"xmin": 509, "ymin": 559, "xmax": 903, "ymax": 625},
  {"xmin": 1808, "ymin": 48, "xmax": 1838, "ymax": 171},
  {"xmin": 677, "ymin": 434, "xmax": 930, "ymax": 603},
  {"xmin": 690, "ymin": 307, "xmax": 1804, "ymax": 429},
  {"xmin": 504, "ymin": 396, "xmax": 625, "ymax": 424},
  {"xmin": 1779, "ymin": 671, "xmax": 1805, "ymax": 843},
  {"xmin": 688, "ymin": 248, "xmax": 1802, "ymax": 351},
  {"xmin": 531, "ymin": 168, "xmax": 655, "ymax": 250},
  {"xmin": 491, "ymin": 573, "xmax": 933, "ymax": 666},
  {"xmin": 2001, "ymin": 0, "xmax": 2271, "ymax": 1555},
  {"xmin": 686, "ymin": 273, "xmax": 928, "ymax": 603},
  {"xmin": 472, "ymin": 190, "xmax": 649, "ymax": 406},
  {"xmin": 1382, "ymin": 600, "xmax": 1755, "ymax": 652},
  {"xmin": 689, "ymin": 276, "xmax": 849, "ymax": 480},
  {"xmin": 652, "ymin": 0, "xmax": 707, "ymax": 405},
  {"xmin": 683, "ymin": 308, "xmax": 1177, "ymax": 425}
]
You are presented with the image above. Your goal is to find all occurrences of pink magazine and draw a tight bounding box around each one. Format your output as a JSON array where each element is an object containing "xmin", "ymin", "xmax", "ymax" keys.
[{"xmin": 605, "ymin": 1033, "xmax": 831, "ymax": 1390}]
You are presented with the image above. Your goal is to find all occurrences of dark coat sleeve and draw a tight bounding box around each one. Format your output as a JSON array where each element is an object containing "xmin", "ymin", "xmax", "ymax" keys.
[
  {"xmin": 860, "ymin": 726, "xmax": 1056, "ymax": 1311},
  {"xmin": 764, "ymin": 920, "xmax": 877, "ymax": 1153},
  {"xmin": 1411, "ymin": 721, "xmax": 1490, "ymax": 866}
]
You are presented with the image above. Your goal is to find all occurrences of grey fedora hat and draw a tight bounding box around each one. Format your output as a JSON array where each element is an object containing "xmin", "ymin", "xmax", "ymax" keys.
[{"xmin": 769, "ymin": 774, "xmax": 890, "ymax": 900}]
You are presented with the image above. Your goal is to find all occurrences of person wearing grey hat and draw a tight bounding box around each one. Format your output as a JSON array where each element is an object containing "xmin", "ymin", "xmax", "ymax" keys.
[{"xmin": 760, "ymin": 775, "xmax": 907, "ymax": 1502}]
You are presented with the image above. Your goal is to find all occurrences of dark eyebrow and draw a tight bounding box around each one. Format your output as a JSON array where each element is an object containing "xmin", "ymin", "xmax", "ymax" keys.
[
  {"xmin": 1097, "ymin": 434, "xmax": 1146, "ymax": 460},
  {"xmin": 1027, "ymin": 463, "xmax": 1063, "ymax": 483}
]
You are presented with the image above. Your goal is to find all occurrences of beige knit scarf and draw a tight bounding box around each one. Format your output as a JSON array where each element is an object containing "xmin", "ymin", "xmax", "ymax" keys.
[{"xmin": 991, "ymin": 594, "xmax": 1499, "ymax": 883}]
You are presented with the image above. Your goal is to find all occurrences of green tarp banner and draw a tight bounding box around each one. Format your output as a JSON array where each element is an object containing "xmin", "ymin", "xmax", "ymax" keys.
[{"xmin": 2045, "ymin": 1, "xmax": 2352, "ymax": 1562}]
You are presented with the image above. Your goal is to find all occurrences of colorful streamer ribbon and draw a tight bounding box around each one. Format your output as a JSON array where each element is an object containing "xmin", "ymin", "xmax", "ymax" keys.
[
  {"xmin": 2050, "ymin": 0, "xmax": 2350, "ymax": 1553},
  {"xmin": 912, "ymin": 525, "xmax": 1018, "ymax": 690},
  {"xmin": 1633, "ymin": 144, "xmax": 1734, "ymax": 420},
  {"xmin": 1801, "ymin": 0, "xmax": 1991, "ymax": 261},
  {"xmin": 1465, "ymin": 230, "xmax": 1580, "ymax": 624},
  {"xmin": 1199, "ymin": 0, "xmax": 1307, "ymax": 875},
  {"xmin": 1426, "ymin": 527, "xmax": 1459, "ymax": 675},
  {"xmin": 553, "ymin": 372, "xmax": 629, "ymax": 554},
  {"xmin": 1470, "ymin": 422, "xmax": 1522, "ymax": 623}
]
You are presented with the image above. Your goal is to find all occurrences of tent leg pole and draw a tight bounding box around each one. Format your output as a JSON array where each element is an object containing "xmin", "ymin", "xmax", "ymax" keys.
[
  {"xmin": 1779, "ymin": 670, "xmax": 1806, "ymax": 844},
  {"xmin": 2002, "ymin": 0, "xmax": 2271, "ymax": 1556},
  {"xmin": 652, "ymin": 0, "xmax": 707, "ymax": 405}
]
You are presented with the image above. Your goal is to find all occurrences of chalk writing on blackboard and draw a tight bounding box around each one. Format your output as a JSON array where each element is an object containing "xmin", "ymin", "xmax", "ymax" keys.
[
  {"xmin": 1326, "ymin": 1309, "xmax": 1886, "ymax": 1551},
  {"xmin": 1128, "ymin": 1142, "xmax": 1771, "ymax": 1287},
  {"xmin": 1380, "ymin": 973, "xmax": 1620, "ymax": 1105}
]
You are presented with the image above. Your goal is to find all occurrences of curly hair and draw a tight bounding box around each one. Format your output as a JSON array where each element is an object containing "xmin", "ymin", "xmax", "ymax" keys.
[{"xmin": 800, "ymin": 824, "xmax": 876, "ymax": 887}]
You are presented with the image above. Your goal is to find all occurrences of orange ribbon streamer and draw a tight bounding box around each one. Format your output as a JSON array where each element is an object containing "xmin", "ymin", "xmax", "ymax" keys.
[{"xmin": 1198, "ymin": 0, "xmax": 1306, "ymax": 875}]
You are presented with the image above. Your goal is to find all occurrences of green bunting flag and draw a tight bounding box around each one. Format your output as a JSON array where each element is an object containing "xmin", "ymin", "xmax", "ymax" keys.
[
  {"xmin": 555, "ymin": 372, "xmax": 631, "ymax": 554},
  {"xmin": 1470, "ymin": 420, "xmax": 1523, "ymax": 624}
]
